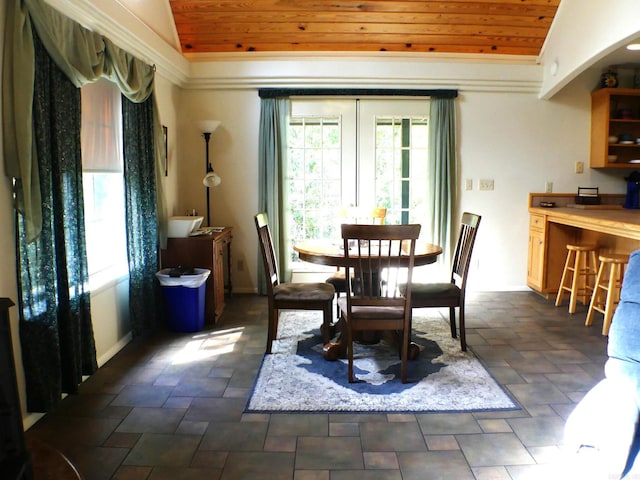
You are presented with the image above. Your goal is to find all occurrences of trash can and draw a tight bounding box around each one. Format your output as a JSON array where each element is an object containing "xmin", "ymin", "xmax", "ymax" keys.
[{"xmin": 156, "ymin": 267, "xmax": 210, "ymax": 332}]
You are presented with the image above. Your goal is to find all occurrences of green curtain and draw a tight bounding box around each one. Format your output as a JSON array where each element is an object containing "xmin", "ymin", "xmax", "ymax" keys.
[
  {"xmin": 16, "ymin": 32, "xmax": 97, "ymax": 413},
  {"xmin": 2, "ymin": 0, "xmax": 166, "ymax": 243},
  {"xmin": 122, "ymin": 96, "xmax": 161, "ymax": 337},
  {"xmin": 427, "ymin": 97, "xmax": 457, "ymax": 266},
  {"xmin": 257, "ymin": 97, "xmax": 290, "ymax": 293}
]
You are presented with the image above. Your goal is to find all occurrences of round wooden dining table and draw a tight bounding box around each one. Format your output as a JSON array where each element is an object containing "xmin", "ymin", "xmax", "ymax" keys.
[
  {"xmin": 293, "ymin": 238, "xmax": 443, "ymax": 360},
  {"xmin": 294, "ymin": 239, "xmax": 443, "ymax": 268}
]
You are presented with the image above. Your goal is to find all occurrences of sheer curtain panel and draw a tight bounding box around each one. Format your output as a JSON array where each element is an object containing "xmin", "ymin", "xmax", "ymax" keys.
[{"xmin": 257, "ymin": 97, "xmax": 290, "ymax": 294}]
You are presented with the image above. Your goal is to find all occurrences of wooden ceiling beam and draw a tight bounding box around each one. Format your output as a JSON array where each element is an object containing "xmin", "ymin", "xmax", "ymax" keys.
[
  {"xmin": 176, "ymin": 23, "xmax": 549, "ymax": 37},
  {"xmin": 172, "ymin": 12, "xmax": 555, "ymax": 28},
  {"xmin": 182, "ymin": 42, "xmax": 542, "ymax": 55}
]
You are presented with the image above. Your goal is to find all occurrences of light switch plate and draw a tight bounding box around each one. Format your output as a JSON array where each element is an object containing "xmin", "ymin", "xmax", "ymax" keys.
[{"xmin": 479, "ymin": 179, "xmax": 494, "ymax": 191}]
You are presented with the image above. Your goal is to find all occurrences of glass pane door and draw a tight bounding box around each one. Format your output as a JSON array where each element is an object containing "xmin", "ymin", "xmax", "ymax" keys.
[{"xmin": 285, "ymin": 98, "xmax": 430, "ymax": 275}]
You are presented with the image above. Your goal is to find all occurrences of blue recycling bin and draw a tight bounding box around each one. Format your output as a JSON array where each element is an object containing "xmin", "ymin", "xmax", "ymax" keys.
[{"xmin": 156, "ymin": 268, "xmax": 210, "ymax": 332}]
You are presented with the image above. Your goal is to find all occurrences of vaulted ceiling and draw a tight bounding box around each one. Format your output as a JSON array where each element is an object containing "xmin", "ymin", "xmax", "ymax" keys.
[{"xmin": 168, "ymin": 0, "xmax": 561, "ymax": 56}]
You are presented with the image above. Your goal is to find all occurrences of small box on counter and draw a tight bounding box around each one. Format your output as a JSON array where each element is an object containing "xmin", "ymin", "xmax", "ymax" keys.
[{"xmin": 575, "ymin": 187, "xmax": 601, "ymax": 205}]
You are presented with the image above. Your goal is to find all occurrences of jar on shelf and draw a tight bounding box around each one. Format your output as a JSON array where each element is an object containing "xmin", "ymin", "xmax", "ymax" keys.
[{"xmin": 600, "ymin": 69, "xmax": 618, "ymax": 89}]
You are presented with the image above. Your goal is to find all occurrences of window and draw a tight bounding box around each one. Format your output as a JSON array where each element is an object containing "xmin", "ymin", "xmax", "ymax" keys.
[
  {"xmin": 81, "ymin": 79, "xmax": 128, "ymax": 288},
  {"xmin": 285, "ymin": 99, "xmax": 429, "ymax": 271},
  {"xmin": 371, "ymin": 116, "xmax": 429, "ymax": 225},
  {"xmin": 286, "ymin": 116, "xmax": 343, "ymax": 263}
]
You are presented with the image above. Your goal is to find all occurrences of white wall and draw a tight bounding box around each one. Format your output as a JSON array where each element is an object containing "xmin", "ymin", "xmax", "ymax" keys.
[
  {"xmin": 456, "ymin": 75, "xmax": 624, "ymax": 290},
  {"xmin": 174, "ymin": 59, "xmax": 630, "ymax": 294},
  {"xmin": 174, "ymin": 89, "xmax": 261, "ymax": 292},
  {"xmin": 539, "ymin": 0, "xmax": 640, "ymax": 98}
]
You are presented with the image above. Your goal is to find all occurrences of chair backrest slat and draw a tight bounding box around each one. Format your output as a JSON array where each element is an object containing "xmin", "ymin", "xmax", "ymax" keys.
[
  {"xmin": 451, "ymin": 212, "xmax": 481, "ymax": 287},
  {"xmin": 254, "ymin": 213, "xmax": 280, "ymax": 295}
]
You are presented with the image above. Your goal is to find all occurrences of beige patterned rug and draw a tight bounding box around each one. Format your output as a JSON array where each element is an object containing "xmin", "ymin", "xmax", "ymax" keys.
[{"xmin": 246, "ymin": 310, "xmax": 519, "ymax": 413}]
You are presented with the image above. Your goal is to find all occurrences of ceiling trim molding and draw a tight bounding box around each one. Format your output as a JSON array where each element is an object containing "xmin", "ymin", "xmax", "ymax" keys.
[
  {"xmin": 185, "ymin": 51, "xmax": 541, "ymax": 66},
  {"xmin": 184, "ymin": 52, "xmax": 542, "ymax": 93},
  {"xmin": 184, "ymin": 75, "xmax": 542, "ymax": 94}
]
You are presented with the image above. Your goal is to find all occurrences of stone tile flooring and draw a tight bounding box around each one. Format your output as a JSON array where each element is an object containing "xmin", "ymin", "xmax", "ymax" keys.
[{"xmin": 25, "ymin": 291, "xmax": 610, "ymax": 479}]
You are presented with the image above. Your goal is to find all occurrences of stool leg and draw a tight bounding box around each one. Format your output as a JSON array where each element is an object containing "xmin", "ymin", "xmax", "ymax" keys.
[
  {"xmin": 555, "ymin": 250, "xmax": 573, "ymax": 308},
  {"xmin": 602, "ymin": 263, "xmax": 623, "ymax": 336},
  {"xmin": 568, "ymin": 250, "xmax": 583, "ymax": 314},
  {"xmin": 585, "ymin": 262, "xmax": 605, "ymax": 327},
  {"xmin": 588, "ymin": 250, "xmax": 599, "ymax": 302}
]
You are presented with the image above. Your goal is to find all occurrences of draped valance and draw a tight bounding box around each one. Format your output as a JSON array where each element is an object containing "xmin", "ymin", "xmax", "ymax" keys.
[{"xmin": 3, "ymin": 0, "xmax": 166, "ymax": 242}]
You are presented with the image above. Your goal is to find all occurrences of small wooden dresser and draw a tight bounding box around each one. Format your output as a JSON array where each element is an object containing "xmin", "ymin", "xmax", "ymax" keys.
[{"xmin": 161, "ymin": 228, "xmax": 232, "ymax": 325}]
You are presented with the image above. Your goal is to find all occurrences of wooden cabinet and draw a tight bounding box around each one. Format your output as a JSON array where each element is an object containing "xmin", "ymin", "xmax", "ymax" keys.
[
  {"xmin": 591, "ymin": 88, "xmax": 640, "ymax": 168},
  {"xmin": 527, "ymin": 214, "xmax": 546, "ymax": 291},
  {"xmin": 161, "ymin": 228, "xmax": 232, "ymax": 325},
  {"xmin": 526, "ymin": 210, "xmax": 575, "ymax": 297}
]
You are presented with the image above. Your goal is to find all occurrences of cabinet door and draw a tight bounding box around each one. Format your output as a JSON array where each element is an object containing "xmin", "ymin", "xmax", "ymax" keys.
[{"xmin": 527, "ymin": 228, "xmax": 545, "ymax": 291}]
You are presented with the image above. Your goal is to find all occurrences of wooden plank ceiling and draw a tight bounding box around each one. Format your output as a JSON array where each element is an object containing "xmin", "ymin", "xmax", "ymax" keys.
[{"xmin": 168, "ymin": 0, "xmax": 560, "ymax": 55}]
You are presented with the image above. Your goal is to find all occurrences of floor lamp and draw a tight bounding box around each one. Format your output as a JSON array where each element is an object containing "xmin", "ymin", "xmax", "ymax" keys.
[{"xmin": 197, "ymin": 120, "xmax": 221, "ymax": 227}]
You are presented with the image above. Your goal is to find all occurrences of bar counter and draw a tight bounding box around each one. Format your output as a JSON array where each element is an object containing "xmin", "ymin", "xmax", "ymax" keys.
[{"xmin": 527, "ymin": 193, "xmax": 640, "ymax": 296}]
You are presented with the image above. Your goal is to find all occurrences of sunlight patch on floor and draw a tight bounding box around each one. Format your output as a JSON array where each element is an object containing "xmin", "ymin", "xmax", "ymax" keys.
[{"xmin": 170, "ymin": 326, "xmax": 245, "ymax": 364}]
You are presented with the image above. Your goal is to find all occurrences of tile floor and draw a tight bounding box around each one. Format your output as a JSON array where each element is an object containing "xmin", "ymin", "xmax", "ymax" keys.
[{"xmin": 25, "ymin": 291, "xmax": 610, "ymax": 479}]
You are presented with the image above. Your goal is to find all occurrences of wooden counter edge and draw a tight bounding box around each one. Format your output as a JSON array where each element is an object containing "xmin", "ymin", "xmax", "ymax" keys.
[{"xmin": 528, "ymin": 196, "xmax": 640, "ymax": 241}]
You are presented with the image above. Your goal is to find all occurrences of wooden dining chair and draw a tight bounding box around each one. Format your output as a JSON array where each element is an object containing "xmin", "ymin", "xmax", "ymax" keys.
[
  {"xmin": 404, "ymin": 212, "xmax": 481, "ymax": 352},
  {"xmin": 254, "ymin": 213, "xmax": 335, "ymax": 354},
  {"xmin": 326, "ymin": 207, "xmax": 387, "ymax": 317},
  {"xmin": 338, "ymin": 223, "xmax": 421, "ymax": 383}
]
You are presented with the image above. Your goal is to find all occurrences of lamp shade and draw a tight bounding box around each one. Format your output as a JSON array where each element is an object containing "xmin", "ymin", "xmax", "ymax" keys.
[
  {"xmin": 203, "ymin": 171, "xmax": 222, "ymax": 187},
  {"xmin": 197, "ymin": 120, "xmax": 221, "ymax": 133}
]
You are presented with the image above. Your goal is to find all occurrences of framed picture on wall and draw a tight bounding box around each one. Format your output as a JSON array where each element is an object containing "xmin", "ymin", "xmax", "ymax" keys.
[{"xmin": 162, "ymin": 125, "xmax": 168, "ymax": 176}]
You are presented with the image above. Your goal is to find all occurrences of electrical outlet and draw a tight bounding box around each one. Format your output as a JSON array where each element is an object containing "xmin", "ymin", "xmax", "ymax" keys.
[
  {"xmin": 465, "ymin": 179, "xmax": 473, "ymax": 191},
  {"xmin": 575, "ymin": 161, "xmax": 584, "ymax": 174},
  {"xmin": 545, "ymin": 181, "xmax": 553, "ymax": 193},
  {"xmin": 478, "ymin": 179, "xmax": 494, "ymax": 191}
]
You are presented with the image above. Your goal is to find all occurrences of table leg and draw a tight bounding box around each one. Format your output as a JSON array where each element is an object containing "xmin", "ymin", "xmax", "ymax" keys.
[
  {"xmin": 322, "ymin": 318, "xmax": 346, "ymax": 361},
  {"xmin": 321, "ymin": 323, "xmax": 420, "ymax": 361}
]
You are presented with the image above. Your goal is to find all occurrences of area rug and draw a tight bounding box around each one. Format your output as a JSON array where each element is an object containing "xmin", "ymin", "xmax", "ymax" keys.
[{"xmin": 245, "ymin": 311, "xmax": 520, "ymax": 413}]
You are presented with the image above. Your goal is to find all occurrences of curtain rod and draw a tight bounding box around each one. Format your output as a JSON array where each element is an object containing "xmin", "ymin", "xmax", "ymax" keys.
[{"xmin": 258, "ymin": 88, "xmax": 458, "ymax": 98}]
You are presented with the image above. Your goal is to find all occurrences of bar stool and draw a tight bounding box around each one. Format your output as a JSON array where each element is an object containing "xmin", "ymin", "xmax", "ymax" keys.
[
  {"xmin": 585, "ymin": 252, "xmax": 629, "ymax": 335},
  {"xmin": 555, "ymin": 243, "xmax": 599, "ymax": 314}
]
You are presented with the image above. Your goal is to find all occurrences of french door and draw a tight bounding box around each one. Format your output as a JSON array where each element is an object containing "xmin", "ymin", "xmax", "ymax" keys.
[{"xmin": 285, "ymin": 98, "xmax": 429, "ymax": 272}]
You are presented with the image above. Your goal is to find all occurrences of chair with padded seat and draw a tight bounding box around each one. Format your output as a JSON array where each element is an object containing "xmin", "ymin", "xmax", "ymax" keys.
[
  {"xmin": 338, "ymin": 223, "xmax": 421, "ymax": 383},
  {"xmin": 254, "ymin": 212, "xmax": 335, "ymax": 354},
  {"xmin": 325, "ymin": 207, "xmax": 387, "ymax": 317},
  {"xmin": 405, "ymin": 212, "xmax": 481, "ymax": 352}
]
